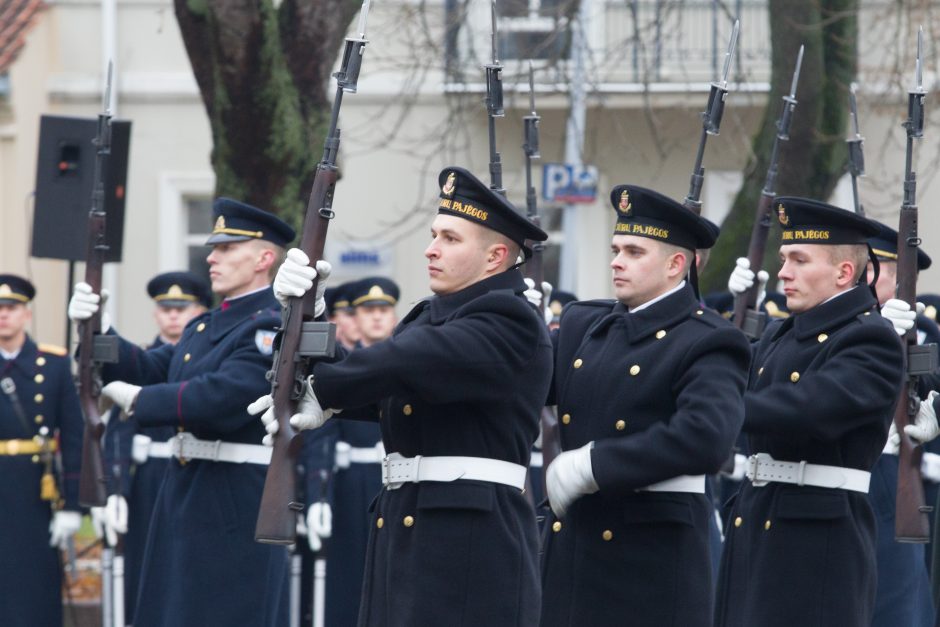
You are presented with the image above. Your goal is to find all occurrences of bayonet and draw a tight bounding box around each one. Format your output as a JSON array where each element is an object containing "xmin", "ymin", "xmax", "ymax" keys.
[
  {"xmin": 846, "ymin": 83, "xmax": 865, "ymax": 215},
  {"xmin": 484, "ymin": 0, "xmax": 504, "ymax": 194}
]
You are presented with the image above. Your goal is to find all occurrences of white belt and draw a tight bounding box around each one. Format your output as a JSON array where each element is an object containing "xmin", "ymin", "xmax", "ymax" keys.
[
  {"xmin": 161, "ymin": 432, "xmax": 272, "ymax": 465},
  {"xmin": 335, "ymin": 441, "xmax": 386, "ymax": 468},
  {"xmin": 382, "ymin": 452, "xmax": 527, "ymax": 491},
  {"xmin": 637, "ymin": 474, "xmax": 705, "ymax": 493},
  {"xmin": 131, "ymin": 434, "xmax": 172, "ymax": 463},
  {"xmin": 746, "ymin": 452, "xmax": 870, "ymax": 493},
  {"xmin": 530, "ymin": 451, "xmax": 543, "ymax": 468}
]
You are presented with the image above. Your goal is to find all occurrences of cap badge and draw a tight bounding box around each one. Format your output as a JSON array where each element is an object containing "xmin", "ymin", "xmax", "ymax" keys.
[
  {"xmin": 0, "ymin": 284, "xmax": 10, "ymax": 297},
  {"xmin": 168, "ymin": 285, "xmax": 184, "ymax": 298},
  {"xmin": 777, "ymin": 203, "xmax": 790, "ymax": 226},
  {"xmin": 368, "ymin": 285, "xmax": 385, "ymax": 298},
  {"xmin": 619, "ymin": 190, "xmax": 632, "ymax": 215},
  {"xmin": 442, "ymin": 172, "xmax": 456, "ymax": 197}
]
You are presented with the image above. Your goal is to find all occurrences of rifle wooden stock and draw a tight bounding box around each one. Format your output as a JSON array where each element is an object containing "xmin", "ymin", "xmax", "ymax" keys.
[
  {"xmin": 894, "ymin": 206, "xmax": 930, "ymax": 542},
  {"xmin": 732, "ymin": 192, "xmax": 773, "ymax": 331},
  {"xmin": 256, "ymin": 170, "xmax": 337, "ymax": 545}
]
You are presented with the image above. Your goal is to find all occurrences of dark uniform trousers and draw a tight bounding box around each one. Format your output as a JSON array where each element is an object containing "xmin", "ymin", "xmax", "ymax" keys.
[
  {"xmin": 102, "ymin": 336, "xmax": 175, "ymax": 622},
  {"xmin": 540, "ymin": 284, "xmax": 750, "ymax": 627},
  {"xmin": 0, "ymin": 337, "xmax": 83, "ymax": 627},
  {"xmin": 715, "ymin": 285, "xmax": 904, "ymax": 627},
  {"xmin": 309, "ymin": 269, "xmax": 553, "ymax": 627},
  {"xmin": 100, "ymin": 288, "xmax": 289, "ymax": 627}
]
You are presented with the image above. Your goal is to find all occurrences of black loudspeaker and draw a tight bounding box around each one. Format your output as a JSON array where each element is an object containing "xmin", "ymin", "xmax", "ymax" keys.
[{"xmin": 31, "ymin": 115, "xmax": 132, "ymax": 262}]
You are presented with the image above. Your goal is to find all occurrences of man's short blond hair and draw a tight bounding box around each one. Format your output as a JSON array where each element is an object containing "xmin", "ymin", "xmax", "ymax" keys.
[
  {"xmin": 661, "ymin": 242, "xmax": 694, "ymax": 275},
  {"xmin": 827, "ymin": 244, "xmax": 869, "ymax": 283}
]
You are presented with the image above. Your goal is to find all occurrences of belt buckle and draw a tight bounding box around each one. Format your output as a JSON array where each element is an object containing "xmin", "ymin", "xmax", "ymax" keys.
[
  {"xmin": 746, "ymin": 453, "xmax": 770, "ymax": 487},
  {"xmin": 382, "ymin": 455, "xmax": 400, "ymax": 489},
  {"xmin": 174, "ymin": 432, "xmax": 190, "ymax": 466}
]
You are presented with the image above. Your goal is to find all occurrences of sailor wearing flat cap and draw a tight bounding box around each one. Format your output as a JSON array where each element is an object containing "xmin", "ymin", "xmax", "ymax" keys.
[
  {"xmin": 68, "ymin": 197, "xmax": 320, "ymax": 627},
  {"xmin": 255, "ymin": 166, "xmax": 553, "ymax": 626},
  {"xmin": 0, "ymin": 274, "xmax": 83, "ymax": 626},
  {"xmin": 537, "ymin": 184, "xmax": 749, "ymax": 627},
  {"xmin": 716, "ymin": 198, "xmax": 908, "ymax": 627}
]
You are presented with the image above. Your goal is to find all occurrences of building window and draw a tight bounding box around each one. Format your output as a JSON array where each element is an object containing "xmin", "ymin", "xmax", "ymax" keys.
[{"xmin": 185, "ymin": 196, "xmax": 214, "ymax": 280}]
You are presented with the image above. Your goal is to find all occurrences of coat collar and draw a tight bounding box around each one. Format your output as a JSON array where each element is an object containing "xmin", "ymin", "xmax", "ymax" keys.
[
  {"xmin": 209, "ymin": 288, "xmax": 279, "ymax": 342},
  {"xmin": 588, "ymin": 283, "xmax": 699, "ymax": 342},
  {"xmin": 428, "ymin": 269, "xmax": 527, "ymax": 324},
  {"xmin": 774, "ymin": 285, "xmax": 877, "ymax": 342},
  {"xmin": 0, "ymin": 335, "xmax": 37, "ymax": 376}
]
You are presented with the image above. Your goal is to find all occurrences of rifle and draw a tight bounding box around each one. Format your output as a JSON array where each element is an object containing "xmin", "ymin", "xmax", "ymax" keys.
[
  {"xmin": 484, "ymin": 0, "xmax": 505, "ymax": 195},
  {"xmin": 732, "ymin": 45, "xmax": 804, "ymax": 339},
  {"xmin": 894, "ymin": 27, "xmax": 937, "ymax": 543},
  {"xmin": 78, "ymin": 63, "xmax": 118, "ymax": 507},
  {"xmin": 846, "ymin": 83, "xmax": 865, "ymax": 216},
  {"xmin": 683, "ymin": 20, "xmax": 739, "ymax": 216},
  {"xmin": 255, "ymin": 0, "xmax": 370, "ymax": 545}
]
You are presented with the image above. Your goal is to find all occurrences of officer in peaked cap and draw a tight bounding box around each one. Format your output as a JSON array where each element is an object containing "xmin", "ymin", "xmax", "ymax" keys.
[
  {"xmin": 539, "ymin": 185, "xmax": 750, "ymax": 627},
  {"xmin": 69, "ymin": 198, "xmax": 319, "ymax": 627},
  {"xmin": 95, "ymin": 270, "xmax": 212, "ymax": 621},
  {"xmin": 254, "ymin": 166, "xmax": 552, "ymax": 626},
  {"xmin": 329, "ymin": 282, "xmax": 362, "ymax": 350},
  {"xmin": 547, "ymin": 290, "xmax": 577, "ymax": 330},
  {"xmin": 716, "ymin": 198, "xmax": 907, "ymax": 627},
  {"xmin": 351, "ymin": 277, "xmax": 400, "ymax": 348},
  {"xmin": 0, "ymin": 274, "xmax": 84, "ymax": 626}
]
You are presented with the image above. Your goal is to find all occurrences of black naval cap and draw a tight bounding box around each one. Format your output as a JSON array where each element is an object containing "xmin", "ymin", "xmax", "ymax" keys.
[
  {"xmin": 147, "ymin": 271, "xmax": 212, "ymax": 308},
  {"xmin": 609, "ymin": 185, "xmax": 719, "ymax": 250},
  {"xmin": 775, "ymin": 196, "xmax": 880, "ymax": 245},
  {"xmin": 868, "ymin": 220, "xmax": 932, "ymax": 271},
  {"xmin": 205, "ymin": 198, "xmax": 295, "ymax": 248},
  {"xmin": 351, "ymin": 277, "xmax": 400, "ymax": 307},
  {"xmin": 438, "ymin": 167, "xmax": 548, "ymax": 253},
  {"xmin": 0, "ymin": 274, "xmax": 35, "ymax": 305},
  {"xmin": 331, "ymin": 282, "xmax": 356, "ymax": 312},
  {"xmin": 549, "ymin": 290, "xmax": 578, "ymax": 323}
]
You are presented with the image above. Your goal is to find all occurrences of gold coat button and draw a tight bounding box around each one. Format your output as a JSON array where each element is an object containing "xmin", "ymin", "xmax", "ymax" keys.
[
  {"xmin": 734, "ymin": 516, "xmax": 743, "ymax": 528},
  {"xmin": 34, "ymin": 374, "xmax": 44, "ymax": 384},
  {"xmin": 34, "ymin": 415, "xmax": 43, "ymax": 424},
  {"xmin": 552, "ymin": 521, "xmax": 562, "ymax": 532},
  {"xmin": 758, "ymin": 367, "xmax": 764, "ymax": 376},
  {"xmin": 34, "ymin": 394, "xmax": 44, "ymax": 404},
  {"xmin": 403, "ymin": 404, "xmax": 413, "ymax": 416},
  {"xmin": 403, "ymin": 515, "xmax": 415, "ymax": 528},
  {"xmin": 615, "ymin": 419, "xmax": 626, "ymax": 431},
  {"xmin": 561, "ymin": 413, "xmax": 571, "ymax": 425},
  {"xmin": 655, "ymin": 330, "xmax": 666, "ymax": 339},
  {"xmin": 196, "ymin": 322, "xmax": 206, "ymax": 332},
  {"xmin": 573, "ymin": 358, "xmax": 583, "ymax": 369},
  {"xmin": 817, "ymin": 333, "xmax": 828, "ymax": 343},
  {"xmin": 629, "ymin": 365, "xmax": 640, "ymax": 376},
  {"xmin": 602, "ymin": 530, "xmax": 613, "ymax": 541},
  {"xmin": 696, "ymin": 310, "xmax": 704, "ymax": 315},
  {"xmin": 36, "ymin": 357, "xmax": 46, "ymax": 366},
  {"xmin": 790, "ymin": 372, "xmax": 800, "ymax": 383},
  {"xmin": 764, "ymin": 520, "xmax": 772, "ymax": 530},
  {"xmin": 864, "ymin": 311, "xmax": 871, "ymax": 316},
  {"xmin": 31, "ymin": 454, "xmax": 40, "ymax": 463},
  {"xmin": 183, "ymin": 353, "xmax": 191, "ymax": 362},
  {"xmin": 376, "ymin": 517, "xmax": 384, "ymax": 529}
]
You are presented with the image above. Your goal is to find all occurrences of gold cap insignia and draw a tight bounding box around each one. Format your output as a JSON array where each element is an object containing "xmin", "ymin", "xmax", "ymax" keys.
[
  {"xmin": 777, "ymin": 203, "xmax": 790, "ymax": 226},
  {"xmin": 168, "ymin": 285, "xmax": 184, "ymax": 298},
  {"xmin": 926, "ymin": 305, "xmax": 937, "ymax": 322},
  {"xmin": 442, "ymin": 172, "xmax": 456, "ymax": 196},
  {"xmin": 0, "ymin": 284, "xmax": 10, "ymax": 296},
  {"xmin": 619, "ymin": 190, "xmax": 632, "ymax": 215},
  {"xmin": 368, "ymin": 285, "xmax": 385, "ymax": 298},
  {"xmin": 214, "ymin": 216, "xmax": 226, "ymax": 231}
]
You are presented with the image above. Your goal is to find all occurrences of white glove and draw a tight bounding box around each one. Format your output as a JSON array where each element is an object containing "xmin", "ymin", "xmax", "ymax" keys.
[
  {"xmin": 546, "ymin": 442, "xmax": 599, "ymax": 518},
  {"xmin": 68, "ymin": 282, "xmax": 112, "ymax": 332},
  {"xmin": 100, "ymin": 381, "xmax": 141, "ymax": 417},
  {"xmin": 922, "ymin": 452, "xmax": 940, "ymax": 483},
  {"xmin": 306, "ymin": 502, "xmax": 333, "ymax": 552},
  {"xmin": 91, "ymin": 495, "xmax": 128, "ymax": 546},
  {"xmin": 49, "ymin": 510, "xmax": 82, "ymax": 549},
  {"xmin": 248, "ymin": 377, "xmax": 336, "ymax": 446},
  {"xmin": 727, "ymin": 258, "xmax": 768, "ymax": 308},
  {"xmin": 727, "ymin": 453, "xmax": 748, "ymax": 481},
  {"xmin": 884, "ymin": 421, "xmax": 900, "ymax": 455},
  {"xmin": 131, "ymin": 433, "xmax": 152, "ymax": 464},
  {"xmin": 523, "ymin": 278, "xmax": 553, "ymax": 325},
  {"xmin": 882, "ymin": 298, "xmax": 923, "ymax": 336},
  {"xmin": 273, "ymin": 248, "xmax": 331, "ymax": 316},
  {"xmin": 906, "ymin": 390, "xmax": 940, "ymax": 444}
]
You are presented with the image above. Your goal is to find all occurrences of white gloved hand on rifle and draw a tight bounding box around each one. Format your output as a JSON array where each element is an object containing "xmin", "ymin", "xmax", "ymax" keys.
[
  {"xmin": 90, "ymin": 494, "xmax": 128, "ymax": 546},
  {"xmin": 523, "ymin": 278, "xmax": 554, "ymax": 326},
  {"xmin": 248, "ymin": 376, "xmax": 337, "ymax": 446},
  {"xmin": 272, "ymin": 248, "xmax": 331, "ymax": 317},
  {"xmin": 727, "ymin": 258, "xmax": 768, "ymax": 309},
  {"xmin": 305, "ymin": 501, "xmax": 333, "ymax": 552},
  {"xmin": 881, "ymin": 298, "xmax": 924, "ymax": 336},
  {"xmin": 49, "ymin": 510, "xmax": 82, "ymax": 550},
  {"xmin": 67, "ymin": 282, "xmax": 111, "ymax": 332}
]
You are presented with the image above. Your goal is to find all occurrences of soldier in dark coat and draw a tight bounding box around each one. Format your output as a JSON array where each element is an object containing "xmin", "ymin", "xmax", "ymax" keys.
[
  {"xmin": 96, "ymin": 271, "xmax": 211, "ymax": 621},
  {"xmin": 0, "ymin": 274, "xmax": 84, "ymax": 627},
  {"xmin": 715, "ymin": 197, "xmax": 906, "ymax": 627},
  {"xmin": 254, "ymin": 166, "xmax": 553, "ymax": 627},
  {"xmin": 69, "ymin": 199, "xmax": 301, "ymax": 627},
  {"xmin": 538, "ymin": 186, "xmax": 750, "ymax": 627}
]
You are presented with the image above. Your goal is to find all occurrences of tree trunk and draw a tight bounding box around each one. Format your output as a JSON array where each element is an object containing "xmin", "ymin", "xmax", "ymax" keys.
[
  {"xmin": 174, "ymin": 0, "xmax": 364, "ymax": 231},
  {"xmin": 701, "ymin": 0, "xmax": 858, "ymax": 293}
]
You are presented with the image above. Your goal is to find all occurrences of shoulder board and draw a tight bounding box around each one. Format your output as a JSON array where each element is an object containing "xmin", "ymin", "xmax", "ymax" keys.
[
  {"xmin": 38, "ymin": 343, "xmax": 68, "ymax": 356},
  {"xmin": 569, "ymin": 299, "xmax": 616, "ymax": 309}
]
